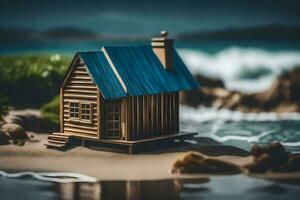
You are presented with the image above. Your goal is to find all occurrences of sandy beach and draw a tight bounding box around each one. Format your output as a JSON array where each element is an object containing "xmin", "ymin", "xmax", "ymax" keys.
[
  {"xmin": 0, "ymin": 133, "xmax": 299, "ymax": 182},
  {"xmin": 0, "ymin": 133, "xmax": 248, "ymax": 180}
]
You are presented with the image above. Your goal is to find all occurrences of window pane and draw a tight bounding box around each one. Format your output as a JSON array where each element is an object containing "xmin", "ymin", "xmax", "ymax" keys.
[
  {"xmin": 114, "ymin": 105, "xmax": 120, "ymax": 112},
  {"xmin": 108, "ymin": 123, "xmax": 113, "ymax": 129},
  {"xmin": 80, "ymin": 103, "xmax": 92, "ymax": 121},
  {"xmin": 69, "ymin": 102, "xmax": 79, "ymax": 119},
  {"xmin": 105, "ymin": 102, "xmax": 121, "ymax": 138},
  {"xmin": 114, "ymin": 131, "xmax": 120, "ymax": 136},
  {"xmin": 107, "ymin": 105, "xmax": 113, "ymax": 112},
  {"xmin": 108, "ymin": 113, "xmax": 114, "ymax": 120}
]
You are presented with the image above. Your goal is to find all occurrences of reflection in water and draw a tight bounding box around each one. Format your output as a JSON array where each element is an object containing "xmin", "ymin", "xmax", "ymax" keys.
[
  {"xmin": 57, "ymin": 179, "xmax": 207, "ymax": 200},
  {"xmin": 1, "ymin": 174, "xmax": 300, "ymax": 200}
]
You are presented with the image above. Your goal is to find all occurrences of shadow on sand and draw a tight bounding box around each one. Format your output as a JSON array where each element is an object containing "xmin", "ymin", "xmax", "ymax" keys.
[{"xmin": 85, "ymin": 136, "xmax": 250, "ymax": 157}]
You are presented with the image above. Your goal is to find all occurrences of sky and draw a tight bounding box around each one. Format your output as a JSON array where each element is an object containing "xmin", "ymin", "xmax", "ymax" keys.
[{"xmin": 0, "ymin": 0, "xmax": 300, "ymax": 35}]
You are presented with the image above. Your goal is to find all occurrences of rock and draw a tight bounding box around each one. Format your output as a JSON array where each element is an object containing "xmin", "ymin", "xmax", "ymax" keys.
[
  {"xmin": 250, "ymin": 144, "xmax": 266, "ymax": 158},
  {"xmin": 194, "ymin": 74, "xmax": 225, "ymax": 88},
  {"xmin": 0, "ymin": 131, "xmax": 10, "ymax": 145},
  {"xmin": 244, "ymin": 142, "xmax": 299, "ymax": 173},
  {"xmin": 181, "ymin": 66, "xmax": 300, "ymax": 113},
  {"xmin": 172, "ymin": 152, "xmax": 241, "ymax": 174},
  {"xmin": 244, "ymin": 153, "xmax": 273, "ymax": 173},
  {"xmin": 0, "ymin": 123, "xmax": 29, "ymax": 140},
  {"xmin": 267, "ymin": 142, "xmax": 290, "ymax": 165},
  {"xmin": 272, "ymin": 154, "xmax": 300, "ymax": 172},
  {"xmin": 0, "ymin": 121, "xmax": 5, "ymax": 127}
]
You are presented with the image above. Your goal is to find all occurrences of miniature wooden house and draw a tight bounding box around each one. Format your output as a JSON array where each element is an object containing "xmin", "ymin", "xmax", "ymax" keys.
[{"xmin": 46, "ymin": 31, "xmax": 199, "ymax": 153}]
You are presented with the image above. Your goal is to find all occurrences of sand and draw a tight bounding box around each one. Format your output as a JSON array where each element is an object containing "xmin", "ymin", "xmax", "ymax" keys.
[{"xmin": 0, "ymin": 133, "xmax": 299, "ymax": 182}]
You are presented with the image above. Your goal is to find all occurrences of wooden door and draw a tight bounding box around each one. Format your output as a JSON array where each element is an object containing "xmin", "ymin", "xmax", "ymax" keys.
[{"xmin": 104, "ymin": 101, "xmax": 121, "ymax": 139}]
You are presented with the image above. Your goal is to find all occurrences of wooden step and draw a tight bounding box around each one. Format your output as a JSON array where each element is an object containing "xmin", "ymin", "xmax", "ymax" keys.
[
  {"xmin": 48, "ymin": 134, "xmax": 69, "ymax": 140},
  {"xmin": 45, "ymin": 142, "xmax": 66, "ymax": 148},
  {"xmin": 48, "ymin": 139, "xmax": 68, "ymax": 145},
  {"xmin": 48, "ymin": 134, "xmax": 69, "ymax": 139},
  {"xmin": 53, "ymin": 132, "xmax": 69, "ymax": 137},
  {"xmin": 48, "ymin": 138, "xmax": 68, "ymax": 142},
  {"xmin": 46, "ymin": 133, "xmax": 71, "ymax": 149}
]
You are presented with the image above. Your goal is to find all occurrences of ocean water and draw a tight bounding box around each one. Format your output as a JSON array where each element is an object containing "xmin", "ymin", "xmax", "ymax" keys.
[
  {"xmin": 180, "ymin": 106, "xmax": 300, "ymax": 152},
  {"xmin": 1, "ymin": 173, "xmax": 300, "ymax": 200},
  {"xmin": 176, "ymin": 40, "xmax": 300, "ymax": 153}
]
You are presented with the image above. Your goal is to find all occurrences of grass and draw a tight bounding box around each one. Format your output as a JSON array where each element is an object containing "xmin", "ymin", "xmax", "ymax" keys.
[
  {"xmin": 41, "ymin": 95, "xmax": 60, "ymax": 125},
  {"xmin": 0, "ymin": 54, "xmax": 71, "ymax": 108},
  {"xmin": 0, "ymin": 54, "xmax": 71, "ymax": 122}
]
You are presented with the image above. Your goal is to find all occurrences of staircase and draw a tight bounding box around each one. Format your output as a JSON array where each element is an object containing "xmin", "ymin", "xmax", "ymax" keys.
[{"xmin": 46, "ymin": 133, "xmax": 71, "ymax": 149}]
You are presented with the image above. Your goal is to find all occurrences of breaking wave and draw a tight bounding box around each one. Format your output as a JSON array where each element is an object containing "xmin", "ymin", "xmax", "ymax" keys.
[
  {"xmin": 180, "ymin": 106, "xmax": 300, "ymax": 151},
  {"xmin": 180, "ymin": 105, "xmax": 300, "ymax": 123},
  {"xmin": 178, "ymin": 47, "xmax": 300, "ymax": 93}
]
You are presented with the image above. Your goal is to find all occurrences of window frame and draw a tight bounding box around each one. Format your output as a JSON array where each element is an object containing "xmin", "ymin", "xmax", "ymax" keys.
[
  {"xmin": 105, "ymin": 101, "xmax": 121, "ymax": 139},
  {"xmin": 80, "ymin": 102, "xmax": 93, "ymax": 123},
  {"xmin": 69, "ymin": 101, "xmax": 80, "ymax": 120},
  {"xmin": 68, "ymin": 101, "xmax": 93, "ymax": 124}
]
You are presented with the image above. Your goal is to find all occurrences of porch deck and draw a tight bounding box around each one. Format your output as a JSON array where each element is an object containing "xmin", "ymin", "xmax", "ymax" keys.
[{"xmin": 83, "ymin": 132, "xmax": 197, "ymax": 154}]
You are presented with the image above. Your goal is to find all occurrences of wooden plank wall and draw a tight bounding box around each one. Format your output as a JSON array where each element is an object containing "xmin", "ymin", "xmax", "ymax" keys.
[
  {"xmin": 126, "ymin": 92, "xmax": 179, "ymax": 140},
  {"xmin": 62, "ymin": 59, "xmax": 100, "ymax": 139}
]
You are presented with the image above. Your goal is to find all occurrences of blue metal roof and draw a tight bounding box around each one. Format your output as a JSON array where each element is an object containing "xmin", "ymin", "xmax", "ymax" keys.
[
  {"xmin": 103, "ymin": 45, "xmax": 199, "ymax": 97},
  {"xmin": 77, "ymin": 45, "xmax": 199, "ymax": 99},
  {"xmin": 78, "ymin": 52, "xmax": 126, "ymax": 99}
]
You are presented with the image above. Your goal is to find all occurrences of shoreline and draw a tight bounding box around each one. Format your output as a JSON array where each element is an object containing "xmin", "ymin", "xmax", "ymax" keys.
[
  {"xmin": 0, "ymin": 134, "xmax": 249, "ymax": 181},
  {"xmin": 0, "ymin": 134, "xmax": 300, "ymax": 183}
]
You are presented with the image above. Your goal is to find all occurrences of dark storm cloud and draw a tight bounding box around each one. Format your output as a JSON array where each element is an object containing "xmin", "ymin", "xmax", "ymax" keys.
[{"xmin": 0, "ymin": 0, "xmax": 299, "ymax": 34}]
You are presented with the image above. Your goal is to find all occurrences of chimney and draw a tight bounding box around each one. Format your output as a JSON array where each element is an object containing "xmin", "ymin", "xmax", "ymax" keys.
[{"xmin": 151, "ymin": 31, "xmax": 173, "ymax": 69}]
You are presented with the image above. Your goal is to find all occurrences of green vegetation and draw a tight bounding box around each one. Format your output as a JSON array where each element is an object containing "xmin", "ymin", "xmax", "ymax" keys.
[
  {"xmin": 0, "ymin": 54, "xmax": 71, "ymax": 123},
  {"xmin": 0, "ymin": 54, "xmax": 70, "ymax": 108},
  {"xmin": 41, "ymin": 95, "xmax": 60, "ymax": 125}
]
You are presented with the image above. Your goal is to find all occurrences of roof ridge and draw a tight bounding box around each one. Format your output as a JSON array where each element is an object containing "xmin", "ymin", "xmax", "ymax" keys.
[{"xmin": 101, "ymin": 47, "xmax": 128, "ymax": 94}]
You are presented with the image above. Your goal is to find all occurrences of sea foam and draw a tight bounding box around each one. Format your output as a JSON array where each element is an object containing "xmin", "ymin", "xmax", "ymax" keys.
[
  {"xmin": 0, "ymin": 171, "xmax": 97, "ymax": 183},
  {"xmin": 180, "ymin": 105, "xmax": 300, "ymax": 123},
  {"xmin": 178, "ymin": 47, "xmax": 300, "ymax": 93}
]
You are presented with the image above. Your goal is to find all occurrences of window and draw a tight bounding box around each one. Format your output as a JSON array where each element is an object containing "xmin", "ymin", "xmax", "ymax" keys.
[
  {"xmin": 105, "ymin": 103, "xmax": 121, "ymax": 138},
  {"xmin": 69, "ymin": 102, "xmax": 79, "ymax": 120},
  {"xmin": 81, "ymin": 103, "xmax": 91, "ymax": 121},
  {"xmin": 69, "ymin": 102, "xmax": 92, "ymax": 123}
]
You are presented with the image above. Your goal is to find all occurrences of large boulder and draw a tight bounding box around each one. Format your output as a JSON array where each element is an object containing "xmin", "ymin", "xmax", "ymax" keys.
[
  {"xmin": 172, "ymin": 152, "xmax": 241, "ymax": 174},
  {"xmin": 273, "ymin": 154, "xmax": 300, "ymax": 172},
  {"xmin": 0, "ymin": 130, "xmax": 10, "ymax": 145},
  {"xmin": 244, "ymin": 142, "xmax": 300, "ymax": 173},
  {"xmin": 0, "ymin": 123, "xmax": 29, "ymax": 140},
  {"xmin": 181, "ymin": 67, "xmax": 300, "ymax": 113},
  {"xmin": 0, "ymin": 121, "xmax": 5, "ymax": 127}
]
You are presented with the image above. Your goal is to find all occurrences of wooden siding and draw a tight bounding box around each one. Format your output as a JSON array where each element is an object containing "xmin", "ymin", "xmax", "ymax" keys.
[
  {"xmin": 125, "ymin": 92, "xmax": 179, "ymax": 140},
  {"xmin": 61, "ymin": 59, "xmax": 100, "ymax": 139}
]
